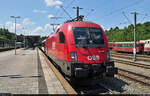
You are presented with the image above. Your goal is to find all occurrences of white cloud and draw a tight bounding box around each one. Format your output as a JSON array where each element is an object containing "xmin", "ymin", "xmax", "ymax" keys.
[
  {"xmin": 45, "ymin": 23, "xmax": 52, "ymax": 30},
  {"xmin": 5, "ymin": 21, "xmax": 22, "ymax": 33},
  {"xmin": 31, "ymin": 26, "xmax": 44, "ymax": 35},
  {"xmin": 48, "ymin": 14, "xmax": 54, "ymax": 19},
  {"xmin": 106, "ymin": 28, "xmax": 110, "ymax": 31},
  {"xmin": 4, "ymin": 21, "xmax": 51, "ymax": 36},
  {"xmin": 55, "ymin": 6, "xmax": 61, "ymax": 9},
  {"xmin": 33, "ymin": 9, "xmax": 47, "ymax": 14},
  {"xmin": 22, "ymin": 18, "xmax": 35, "ymax": 25},
  {"xmin": 3, "ymin": 20, "xmax": 57, "ymax": 36},
  {"xmin": 4, "ymin": 18, "xmax": 35, "ymax": 35},
  {"xmin": 5, "ymin": 21, "xmax": 12, "ymax": 27},
  {"xmin": 31, "ymin": 24, "xmax": 53, "ymax": 36},
  {"xmin": 44, "ymin": 0, "xmax": 63, "ymax": 7}
]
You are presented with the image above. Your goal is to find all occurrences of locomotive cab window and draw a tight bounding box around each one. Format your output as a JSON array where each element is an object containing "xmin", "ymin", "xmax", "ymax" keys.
[
  {"xmin": 59, "ymin": 32, "xmax": 66, "ymax": 43},
  {"xmin": 72, "ymin": 27, "xmax": 105, "ymax": 48}
]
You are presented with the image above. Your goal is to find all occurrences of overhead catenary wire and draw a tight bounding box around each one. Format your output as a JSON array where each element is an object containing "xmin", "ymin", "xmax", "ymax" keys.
[
  {"xmin": 84, "ymin": 9, "xmax": 94, "ymax": 20},
  {"xmin": 53, "ymin": 0, "xmax": 75, "ymax": 24},
  {"xmin": 65, "ymin": 0, "xmax": 75, "ymax": 9},
  {"xmin": 94, "ymin": 0, "xmax": 145, "ymax": 23},
  {"xmin": 103, "ymin": 0, "xmax": 144, "ymax": 18},
  {"xmin": 122, "ymin": 11, "xmax": 132, "ymax": 25},
  {"xmin": 119, "ymin": 12, "xmax": 150, "ymax": 26},
  {"xmin": 48, "ymin": 0, "xmax": 77, "ymax": 34},
  {"xmin": 138, "ymin": 13, "xmax": 149, "ymax": 23},
  {"xmin": 54, "ymin": 0, "xmax": 75, "ymax": 18},
  {"xmin": 60, "ymin": 6, "xmax": 73, "ymax": 20},
  {"xmin": 49, "ymin": 0, "xmax": 75, "ymax": 31}
]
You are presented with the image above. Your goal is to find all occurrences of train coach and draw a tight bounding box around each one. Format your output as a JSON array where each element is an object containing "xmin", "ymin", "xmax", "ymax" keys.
[
  {"xmin": 140, "ymin": 39, "xmax": 150, "ymax": 54},
  {"xmin": 144, "ymin": 40, "xmax": 150, "ymax": 54},
  {"xmin": 112, "ymin": 42, "xmax": 144, "ymax": 53},
  {"xmin": 108, "ymin": 42, "xmax": 115, "ymax": 49},
  {"xmin": 45, "ymin": 21, "xmax": 118, "ymax": 79}
]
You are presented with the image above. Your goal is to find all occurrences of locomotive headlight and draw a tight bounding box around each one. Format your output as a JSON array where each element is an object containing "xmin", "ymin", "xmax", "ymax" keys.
[
  {"xmin": 107, "ymin": 51, "xmax": 110, "ymax": 60},
  {"xmin": 70, "ymin": 52, "xmax": 77, "ymax": 61}
]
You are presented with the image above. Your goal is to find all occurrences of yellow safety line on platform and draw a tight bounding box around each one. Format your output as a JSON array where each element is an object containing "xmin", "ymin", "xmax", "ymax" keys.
[{"xmin": 38, "ymin": 48, "xmax": 77, "ymax": 94}]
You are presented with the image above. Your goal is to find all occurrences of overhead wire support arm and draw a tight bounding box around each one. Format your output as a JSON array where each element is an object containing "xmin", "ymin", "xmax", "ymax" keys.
[
  {"xmin": 49, "ymin": 16, "xmax": 62, "ymax": 32},
  {"xmin": 50, "ymin": 24, "xmax": 60, "ymax": 32},
  {"xmin": 50, "ymin": 17, "xmax": 62, "ymax": 19}
]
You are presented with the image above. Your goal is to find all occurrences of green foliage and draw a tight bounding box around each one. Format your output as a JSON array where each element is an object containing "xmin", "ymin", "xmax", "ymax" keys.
[
  {"xmin": 105, "ymin": 22, "xmax": 150, "ymax": 42},
  {"xmin": 0, "ymin": 28, "xmax": 14, "ymax": 40}
]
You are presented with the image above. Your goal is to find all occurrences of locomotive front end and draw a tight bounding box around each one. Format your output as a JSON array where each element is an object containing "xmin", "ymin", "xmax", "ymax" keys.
[{"xmin": 67, "ymin": 22, "xmax": 118, "ymax": 78}]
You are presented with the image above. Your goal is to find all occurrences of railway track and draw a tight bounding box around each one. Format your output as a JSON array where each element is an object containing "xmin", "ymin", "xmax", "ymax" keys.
[
  {"xmin": 98, "ymin": 83, "xmax": 116, "ymax": 94},
  {"xmin": 86, "ymin": 83, "xmax": 115, "ymax": 94},
  {"xmin": 118, "ymin": 68, "xmax": 150, "ymax": 87},
  {"xmin": 72, "ymin": 80, "xmax": 115, "ymax": 94},
  {"xmin": 111, "ymin": 52, "xmax": 150, "ymax": 87},
  {"xmin": 113, "ymin": 58, "xmax": 150, "ymax": 69},
  {"xmin": 111, "ymin": 54, "xmax": 150, "ymax": 62},
  {"xmin": 110, "ymin": 50, "xmax": 150, "ymax": 57}
]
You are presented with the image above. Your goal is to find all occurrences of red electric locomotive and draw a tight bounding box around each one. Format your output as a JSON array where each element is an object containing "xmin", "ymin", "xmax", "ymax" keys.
[{"xmin": 45, "ymin": 21, "xmax": 117, "ymax": 79}]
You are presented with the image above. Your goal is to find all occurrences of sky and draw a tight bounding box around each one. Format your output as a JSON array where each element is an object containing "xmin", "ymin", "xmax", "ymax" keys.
[{"xmin": 0, "ymin": 0, "xmax": 150, "ymax": 36}]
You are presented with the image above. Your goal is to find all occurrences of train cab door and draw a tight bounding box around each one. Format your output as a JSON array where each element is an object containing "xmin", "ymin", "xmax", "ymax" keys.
[{"xmin": 58, "ymin": 32, "xmax": 68, "ymax": 74}]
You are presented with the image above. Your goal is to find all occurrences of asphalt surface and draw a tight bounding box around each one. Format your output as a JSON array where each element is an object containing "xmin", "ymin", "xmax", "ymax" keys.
[
  {"xmin": 0, "ymin": 48, "xmax": 42, "ymax": 94},
  {"xmin": 0, "ymin": 48, "xmax": 67, "ymax": 94}
]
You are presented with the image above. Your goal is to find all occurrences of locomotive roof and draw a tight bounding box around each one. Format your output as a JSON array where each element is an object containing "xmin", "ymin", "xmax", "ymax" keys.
[
  {"xmin": 63, "ymin": 21, "xmax": 101, "ymax": 28},
  {"xmin": 46, "ymin": 21, "xmax": 103, "ymax": 40}
]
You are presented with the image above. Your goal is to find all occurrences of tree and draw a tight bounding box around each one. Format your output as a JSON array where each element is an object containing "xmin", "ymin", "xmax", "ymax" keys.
[{"xmin": 105, "ymin": 22, "xmax": 150, "ymax": 42}]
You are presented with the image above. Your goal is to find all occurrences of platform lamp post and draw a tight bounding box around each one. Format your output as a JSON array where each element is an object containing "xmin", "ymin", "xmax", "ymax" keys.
[
  {"xmin": 22, "ymin": 27, "xmax": 26, "ymax": 48},
  {"xmin": 10, "ymin": 16, "xmax": 20, "ymax": 55}
]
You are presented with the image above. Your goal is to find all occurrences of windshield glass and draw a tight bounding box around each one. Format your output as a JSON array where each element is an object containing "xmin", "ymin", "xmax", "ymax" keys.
[{"xmin": 72, "ymin": 27, "xmax": 105, "ymax": 48}]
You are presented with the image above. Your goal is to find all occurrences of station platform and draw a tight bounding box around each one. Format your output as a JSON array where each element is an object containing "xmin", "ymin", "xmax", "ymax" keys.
[{"xmin": 0, "ymin": 48, "xmax": 67, "ymax": 94}]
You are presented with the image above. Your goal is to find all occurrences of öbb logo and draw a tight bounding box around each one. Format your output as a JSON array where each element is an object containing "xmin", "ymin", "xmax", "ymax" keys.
[{"xmin": 87, "ymin": 55, "xmax": 100, "ymax": 60}]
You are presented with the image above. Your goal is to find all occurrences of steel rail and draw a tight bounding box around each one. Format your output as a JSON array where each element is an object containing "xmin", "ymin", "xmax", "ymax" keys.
[
  {"xmin": 110, "ymin": 51, "xmax": 150, "ymax": 60},
  {"xmin": 111, "ymin": 54, "xmax": 150, "ymax": 62},
  {"xmin": 118, "ymin": 73, "xmax": 150, "ymax": 87},
  {"xmin": 118, "ymin": 68, "xmax": 150, "ymax": 86},
  {"xmin": 113, "ymin": 58, "xmax": 150, "ymax": 69},
  {"xmin": 118, "ymin": 68, "xmax": 150, "ymax": 80}
]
